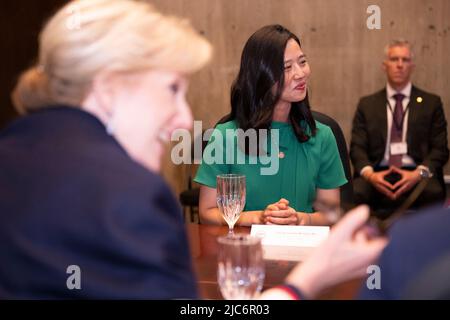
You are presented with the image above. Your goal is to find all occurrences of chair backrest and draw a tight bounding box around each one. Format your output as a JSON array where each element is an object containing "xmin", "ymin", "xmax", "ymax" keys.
[
  {"xmin": 179, "ymin": 132, "xmax": 208, "ymax": 221},
  {"xmin": 312, "ymin": 110, "xmax": 354, "ymax": 205},
  {"xmin": 187, "ymin": 130, "xmax": 209, "ymax": 188}
]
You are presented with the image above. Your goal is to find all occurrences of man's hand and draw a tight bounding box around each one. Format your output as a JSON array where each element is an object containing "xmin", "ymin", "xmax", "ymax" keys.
[
  {"xmin": 391, "ymin": 166, "xmax": 421, "ymax": 199},
  {"xmin": 263, "ymin": 198, "xmax": 299, "ymax": 225},
  {"xmin": 363, "ymin": 168, "xmax": 396, "ymax": 200}
]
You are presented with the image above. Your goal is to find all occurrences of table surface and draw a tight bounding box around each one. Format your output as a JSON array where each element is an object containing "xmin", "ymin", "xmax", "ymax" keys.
[{"xmin": 187, "ymin": 223, "xmax": 362, "ymax": 300}]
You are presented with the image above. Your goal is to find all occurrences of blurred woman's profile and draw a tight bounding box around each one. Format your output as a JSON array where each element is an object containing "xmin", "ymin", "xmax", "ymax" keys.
[{"xmin": 0, "ymin": 0, "xmax": 211, "ymax": 299}]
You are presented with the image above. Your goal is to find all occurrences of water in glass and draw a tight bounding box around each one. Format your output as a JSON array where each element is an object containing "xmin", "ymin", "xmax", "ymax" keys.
[
  {"xmin": 216, "ymin": 174, "xmax": 246, "ymax": 234},
  {"xmin": 217, "ymin": 234, "xmax": 265, "ymax": 300}
]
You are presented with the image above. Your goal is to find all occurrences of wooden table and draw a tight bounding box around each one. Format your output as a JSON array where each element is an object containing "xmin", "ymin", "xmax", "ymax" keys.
[{"xmin": 187, "ymin": 223, "xmax": 361, "ymax": 300}]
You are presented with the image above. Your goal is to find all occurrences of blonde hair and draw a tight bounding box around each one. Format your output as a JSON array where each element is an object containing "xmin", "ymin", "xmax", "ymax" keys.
[{"xmin": 12, "ymin": 0, "xmax": 212, "ymax": 114}]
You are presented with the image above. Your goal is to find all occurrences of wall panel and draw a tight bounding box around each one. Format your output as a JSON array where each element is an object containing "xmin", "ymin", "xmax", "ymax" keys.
[{"xmin": 150, "ymin": 0, "xmax": 450, "ymax": 194}]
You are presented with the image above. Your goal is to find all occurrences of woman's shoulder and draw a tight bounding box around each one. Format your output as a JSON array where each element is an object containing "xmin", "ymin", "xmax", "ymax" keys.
[
  {"xmin": 214, "ymin": 120, "xmax": 238, "ymax": 131},
  {"xmin": 297, "ymin": 120, "xmax": 334, "ymax": 148},
  {"xmin": 313, "ymin": 120, "xmax": 333, "ymax": 139},
  {"xmin": 314, "ymin": 120, "xmax": 332, "ymax": 131}
]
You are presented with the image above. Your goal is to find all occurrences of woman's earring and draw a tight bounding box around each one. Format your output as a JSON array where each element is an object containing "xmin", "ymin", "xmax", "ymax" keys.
[{"xmin": 106, "ymin": 115, "xmax": 115, "ymax": 135}]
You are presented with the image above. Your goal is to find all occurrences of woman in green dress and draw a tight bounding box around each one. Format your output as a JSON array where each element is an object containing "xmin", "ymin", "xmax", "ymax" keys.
[{"xmin": 195, "ymin": 25, "xmax": 347, "ymax": 226}]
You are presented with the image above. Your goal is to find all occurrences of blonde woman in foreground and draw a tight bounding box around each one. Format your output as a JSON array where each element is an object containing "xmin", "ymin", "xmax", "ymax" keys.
[{"xmin": 0, "ymin": 0, "xmax": 386, "ymax": 299}]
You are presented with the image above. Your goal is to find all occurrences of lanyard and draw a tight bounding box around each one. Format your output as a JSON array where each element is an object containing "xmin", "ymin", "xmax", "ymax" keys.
[{"xmin": 386, "ymin": 98, "xmax": 409, "ymax": 131}]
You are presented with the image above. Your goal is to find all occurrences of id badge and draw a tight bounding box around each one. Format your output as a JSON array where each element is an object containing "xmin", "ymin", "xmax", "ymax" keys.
[{"xmin": 390, "ymin": 142, "xmax": 407, "ymax": 155}]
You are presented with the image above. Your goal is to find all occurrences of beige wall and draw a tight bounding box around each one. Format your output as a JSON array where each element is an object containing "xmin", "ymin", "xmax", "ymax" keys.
[{"xmin": 149, "ymin": 0, "xmax": 450, "ymax": 195}]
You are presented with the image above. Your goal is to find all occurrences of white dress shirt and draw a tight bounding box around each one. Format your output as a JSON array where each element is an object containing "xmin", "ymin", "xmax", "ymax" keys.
[{"xmin": 379, "ymin": 82, "xmax": 415, "ymax": 167}]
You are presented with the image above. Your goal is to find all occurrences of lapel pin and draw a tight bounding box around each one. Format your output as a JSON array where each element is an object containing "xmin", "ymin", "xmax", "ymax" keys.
[{"xmin": 417, "ymin": 97, "xmax": 423, "ymax": 103}]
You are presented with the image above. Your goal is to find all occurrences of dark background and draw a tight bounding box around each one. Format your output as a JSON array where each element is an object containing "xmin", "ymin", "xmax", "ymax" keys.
[{"xmin": 0, "ymin": 0, "xmax": 67, "ymax": 128}]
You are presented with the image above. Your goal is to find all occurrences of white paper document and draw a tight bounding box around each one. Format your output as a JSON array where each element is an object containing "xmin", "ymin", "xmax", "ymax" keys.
[{"xmin": 250, "ymin": 224, "xmax": 330, "ymax": 261}]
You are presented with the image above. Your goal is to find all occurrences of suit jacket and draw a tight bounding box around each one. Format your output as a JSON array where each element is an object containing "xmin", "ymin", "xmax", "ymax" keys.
[
  {"xmin": 350, "ymin": 86, "xmax": 449, "ymax": 178},
  {"xmin": 358, "ymin": 205, "xmax": 450, "ymax": 299},
  {"xmin": 0, "ymin": 107, "xmax": 197, "ymax": 299}
]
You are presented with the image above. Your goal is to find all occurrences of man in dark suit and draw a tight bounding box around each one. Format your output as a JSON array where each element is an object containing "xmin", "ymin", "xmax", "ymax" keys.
[{"xmin": 350, "ymin": 39, "xmax": 449, "ymax": 218}]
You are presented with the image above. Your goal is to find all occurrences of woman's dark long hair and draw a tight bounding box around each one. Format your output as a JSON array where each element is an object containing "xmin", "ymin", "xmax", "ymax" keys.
[{"xmin": 221, "ymin": 24, "xmax": 316, "ymax": 146}]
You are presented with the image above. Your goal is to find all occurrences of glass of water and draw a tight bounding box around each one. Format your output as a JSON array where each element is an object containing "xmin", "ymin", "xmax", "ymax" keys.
[
  {"xmin": 216, "ymin": 174, "xmax": 246, "ymax": 234},
  {"xmin": 217, "ymin": 234, "xmax": 265, "ymax": 300}
]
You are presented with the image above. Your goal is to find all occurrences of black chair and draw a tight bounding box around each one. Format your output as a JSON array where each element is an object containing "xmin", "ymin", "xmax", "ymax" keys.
[
  {"xmin": 179, "ymin": 180, "xmax": 200, "ymax": 222},
  {"xmin": 179, "ymin": 132, "xmax": 207, "ymax": 222},
  {"xmin": 179, "ymin": 112, "xmax": 354, "ymax": 220},
  {"xmin": 312, "ymin": 110, "xmax": 354, "ymax": 206}
]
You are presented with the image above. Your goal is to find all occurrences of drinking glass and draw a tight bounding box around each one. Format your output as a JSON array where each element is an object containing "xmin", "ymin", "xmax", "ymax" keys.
[
  {"xmin": 217, "ymin": 234, "xmax": 265, "ymax": 300},
  {"xmin": 216, "ymin": 174, "xmax": 246, "ymax": 234}
]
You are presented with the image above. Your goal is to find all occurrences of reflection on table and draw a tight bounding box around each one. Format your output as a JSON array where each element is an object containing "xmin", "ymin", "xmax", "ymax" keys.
[{"xmin": 187, "ymin": 223, "xmax": 362, "ymax": 300}]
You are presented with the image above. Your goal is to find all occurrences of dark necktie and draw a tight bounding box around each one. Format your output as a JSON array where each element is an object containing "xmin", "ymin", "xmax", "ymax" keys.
[{"xmin": 388, "ymin": 93, "xmax": 405, "ymax": 167}]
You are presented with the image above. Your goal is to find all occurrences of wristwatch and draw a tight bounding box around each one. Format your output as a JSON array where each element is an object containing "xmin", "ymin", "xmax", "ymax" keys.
[{"xmin": 419, "ymin": 168, "xmax": 432, "ymax": 179}]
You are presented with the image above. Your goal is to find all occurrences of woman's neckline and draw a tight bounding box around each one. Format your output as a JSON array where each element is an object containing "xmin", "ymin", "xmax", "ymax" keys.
[{"xmin": 271, "ymin": 120, "xmax": 291, "ymax": 128}]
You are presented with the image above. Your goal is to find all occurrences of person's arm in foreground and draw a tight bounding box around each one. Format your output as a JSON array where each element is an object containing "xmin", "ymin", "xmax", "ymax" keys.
[{"xmin": 260, "ymin": 205, "xmax": 388, "ymax": 299}]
